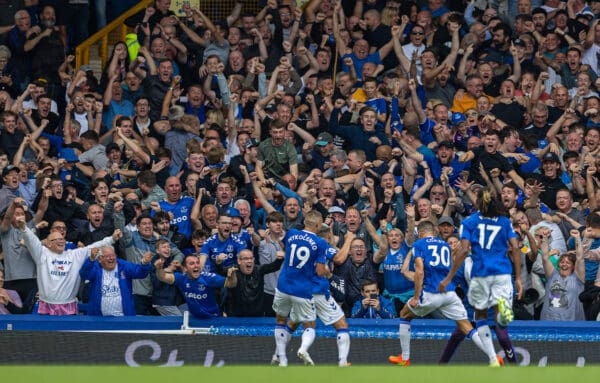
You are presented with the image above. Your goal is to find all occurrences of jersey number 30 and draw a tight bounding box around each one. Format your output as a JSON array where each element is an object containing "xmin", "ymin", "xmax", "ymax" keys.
[
  {"xmin": 477, "ymin": 224, "xmax": 501, "ymax": 250},
  {"xmin": 289, "ymin": 244, "xmax": 311, "ymax": 269},
  {"xmin": 428, "ymin": 245, "xmax": 450, "ymax": 267}
]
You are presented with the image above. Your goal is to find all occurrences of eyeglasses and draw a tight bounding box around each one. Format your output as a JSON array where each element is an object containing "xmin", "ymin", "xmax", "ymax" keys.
[{"xmin": 411, "ymin": 31, "xmax": 424, "ymax": 36}]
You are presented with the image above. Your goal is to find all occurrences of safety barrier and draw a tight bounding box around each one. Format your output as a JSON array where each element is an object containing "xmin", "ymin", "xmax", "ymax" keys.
[{"xmin": 1, "ymin": 316, "xmax": 599, "ymax": 365}]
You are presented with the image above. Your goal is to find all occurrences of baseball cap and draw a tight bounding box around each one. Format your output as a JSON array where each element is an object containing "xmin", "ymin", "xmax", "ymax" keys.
[
  {"xmin": 315, "ymin": 132, "xmax": 333, "ymax": 146},
  {"xmin": 542, "ymin": 152, "xmax": 559, "ymax": 163},
  {"xmin": 226, "ymin": 207, "xmax": 241, "ymax": 218},
  {"xmin": 513, "ymin": 39, "xmax": 526, "ymax": 48},
  {"xmin": 328, "ymin": 206, "xmax": 345, "ymax": 215},
  {"xmin": 438, "ymin": 216, "xmax": 455, "ymax": 226},
  {"xmin": 244, "ymin": 138, "xmax": 259, "ymax": 149},
  {"xmin": 1, "ymin": 165, "xmax": 20, "ymax": 178},
  {"xmin": 451, "ymin": 112, "xmax": 466, "ymax": 126},
  {"xmin": 79, "ymin": 64, "xmax": 93, "ymax": 73},
  {"xmin": 58, "ymin": 148, "xmax": 79, "ymax": 163}
]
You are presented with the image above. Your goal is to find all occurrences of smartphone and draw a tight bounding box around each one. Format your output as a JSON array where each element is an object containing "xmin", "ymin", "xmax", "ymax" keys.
[{"xmin": 370, "ymin": 293, "xmax": 378, "ymax": 299}]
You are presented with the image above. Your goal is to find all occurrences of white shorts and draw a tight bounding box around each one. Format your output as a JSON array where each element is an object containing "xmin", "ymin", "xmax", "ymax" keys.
[
  {"xmin": 468, "ymin": 274, "xmax": 513, "ymax": 311},
  {"xmin": 272, "ymin": 289, "xmax": 316, "ymax": 323},
  {"xmin": 408, "ymin": 291, "xmax": 467, "ymax": 321},
  {"xmin": 313, "ymin": 294, "xmax": 345, "ymax": 325}
]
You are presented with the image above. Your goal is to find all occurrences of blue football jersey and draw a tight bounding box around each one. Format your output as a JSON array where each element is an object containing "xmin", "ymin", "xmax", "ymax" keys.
[
  {"xmin": 277, "ymin": 229, "xmax": 328, "ymax": 299},
  {"xmin": 312, "ymin": 245, "xmax": 339, "ymax": 297},
  {"xmin": 459, "ymin": 212, "xmax": 517, "ymax": 277},
  {"xmin": 381, "ymin": 242, "xmax": 414, "ymax": 295},
  {"xmin": 413, "ymin": 236, "xmax": 455, "ymax": 294},
  {"xmin": 159, "ymin": 196, "xmax": 195, "ymax": 238},
  {"xmin": 173, "ymin": 271, "xmax": 225, "ymax": 318},
  {"xmin": 200, "ymin": 233, "xmax": 247, "ymax": 269}
]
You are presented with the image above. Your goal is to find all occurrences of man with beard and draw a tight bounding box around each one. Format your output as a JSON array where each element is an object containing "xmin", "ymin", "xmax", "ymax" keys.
[
  {"xmin": 500, "ymin": 182, "xmax": 520, "ymax": 214},
  {"xmin": 155, "ymin": 253, "xmax": 237, "ymax": 319},
  {"xmin": 199, "ymin": 213, "xmax": 247, "ymax": 275},
  {"xmin": 485, "ymin": 23, "xmax": 514, "ymax": 66},
  {"xmin": 225, "ymin": 249, "xmax": 283, "ymax": 317}
]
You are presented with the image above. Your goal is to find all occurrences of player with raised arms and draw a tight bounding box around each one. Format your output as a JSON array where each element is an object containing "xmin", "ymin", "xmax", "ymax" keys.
[
  {"xmin": 439, "ymin": 188, "xmax": 522, "ymax": 365},
  {"xmin": 388, "ymin": 221, "xmax": 502, "ymax": 366}
]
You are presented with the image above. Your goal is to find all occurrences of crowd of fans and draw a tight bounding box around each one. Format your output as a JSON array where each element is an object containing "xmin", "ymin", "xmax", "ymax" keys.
[{"xmin": 0, "ymin": 0, "xmax": 600, "ymax": 322}]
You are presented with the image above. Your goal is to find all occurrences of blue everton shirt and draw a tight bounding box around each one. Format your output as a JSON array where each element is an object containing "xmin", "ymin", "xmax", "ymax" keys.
[
  {"xmin": 159, "ymin": 196, "xmax": 195, "ymax": 238},
  {"xmin": 413, "ymin": 236, "xmax": 455, "ymax": 294},
  {"xmin": 173, "ymin": 271, "xmax": 225, "ymax": 318},
  {"xmin": 277, "ymin": 229, "xmax": 328, "ymax": 299},
  {"xmin": 200, "ymin": 233, "xmax": 247, "ymax": 269},
  {"xmin": 459, "ymin": 212, "xmax": 517, "ymax": 277}
]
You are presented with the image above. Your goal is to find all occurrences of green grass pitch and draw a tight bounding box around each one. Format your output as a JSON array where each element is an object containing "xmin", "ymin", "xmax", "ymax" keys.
[{"xmin": 3, "ymin": 366, "xmax": 600, "ymax": 383}]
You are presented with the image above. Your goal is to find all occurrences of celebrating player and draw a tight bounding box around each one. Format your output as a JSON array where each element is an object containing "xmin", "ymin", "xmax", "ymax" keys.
[
  {"xmin": 388, "ymin": 221, "xmax": 501, "ymax": 366},
  {"xmin": 272, "ymin": 211, "xmax": 333, "ymax": 366},
  {"xmin": 439, "ymin": 189, "xmax": 522, "ymax": 365}
]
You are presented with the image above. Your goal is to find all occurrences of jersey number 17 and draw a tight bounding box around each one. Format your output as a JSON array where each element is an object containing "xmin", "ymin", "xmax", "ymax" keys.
[{"xmin": 477, "ymin": 224, "xmax": 501, "ymax": 250}]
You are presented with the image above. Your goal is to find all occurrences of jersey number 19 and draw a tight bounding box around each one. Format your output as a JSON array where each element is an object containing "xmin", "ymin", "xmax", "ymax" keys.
[{"xmin": 289, "ymin": 244, "xmax": 311, "ymax": 269}]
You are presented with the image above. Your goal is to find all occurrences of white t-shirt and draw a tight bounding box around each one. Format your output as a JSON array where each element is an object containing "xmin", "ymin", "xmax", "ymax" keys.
[{"xmin": 101, "ymin": 266, "xmax": 124, "ymax": 316}]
